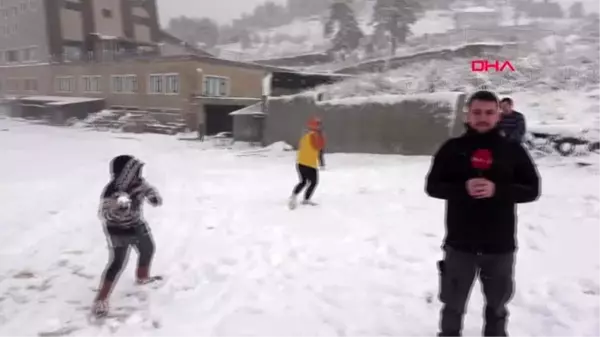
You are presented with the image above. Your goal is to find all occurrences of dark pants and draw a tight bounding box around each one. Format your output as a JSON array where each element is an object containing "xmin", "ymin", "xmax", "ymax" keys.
[
  {"xmin": 319, "ymin": 150, "xmax": 325, "ymax": 167},
  {"xmin": 292, "ymin": 164, "xmax": 318, "ymax": 200},
  {"xmin": 102, "ymin": 229, "xmax": 155, "ymax": 282},
  {"xmin": 438, "ymin": 247, "xmax": 515, "ymax": 336}
]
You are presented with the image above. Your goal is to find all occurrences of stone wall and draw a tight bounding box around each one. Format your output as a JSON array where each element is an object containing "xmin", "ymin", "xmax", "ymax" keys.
[
  {"xmin": 335, "ymin": 43, "xmax": 508, "ymax": 75},
  {"xmin": 262, "ymin": 92, "xmax": 467, "ymax": 156}
]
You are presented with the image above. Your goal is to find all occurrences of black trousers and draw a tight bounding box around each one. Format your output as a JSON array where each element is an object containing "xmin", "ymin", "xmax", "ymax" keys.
[
  {"xmin": 438, "ymin": 247, "xmax": 515, "ymax": 336},
  {"xmin": 102, "ymin": 225, "xmax": 155, "ymax": 282},
  {"xmin": 292, "ymin": 164, "xmax": 318, "ymax": 200},
  {"xmin": 319, "ymin": 149, "xmax": 325, "ymax": 167}
]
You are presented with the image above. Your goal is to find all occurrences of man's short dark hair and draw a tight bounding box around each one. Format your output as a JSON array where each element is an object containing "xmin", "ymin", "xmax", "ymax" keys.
[
  {"xmin": 500, "ymin": 97, "xmax": 513, "ymax": 105},
  {"xmin": 467, "ymin": 90, "xmax": 499, "ymax": 107}
]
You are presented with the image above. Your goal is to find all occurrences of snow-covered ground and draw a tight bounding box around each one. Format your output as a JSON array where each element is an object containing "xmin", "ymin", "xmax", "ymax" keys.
[{"xmin": 0, "ymin": 118, "xmax": 598, "ymax": 336}]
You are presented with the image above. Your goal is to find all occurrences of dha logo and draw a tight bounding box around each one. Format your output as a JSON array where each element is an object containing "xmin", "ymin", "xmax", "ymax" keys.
[{"xmin": 471, "ymin": 60, "xmax": 516, "ymax": 72}]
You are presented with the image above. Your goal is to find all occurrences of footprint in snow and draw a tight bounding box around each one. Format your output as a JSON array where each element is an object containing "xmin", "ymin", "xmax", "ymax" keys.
[
  {"xmin": 579, "ymin": 279, "xmax": 600, "ymax": 296},
  {"xmin": 62, "ymin": 250, "xmax": 85, "ymax": 256},
  {"xmin": 38, "ymin": 326, "xmax": 81, "ymax": 337},
  {"xmin": 13, "ymin": 270, "xmax": 36, "ymax": 279},
  {"xmin": 26, "ymin": 277, "xmax": 53, "ymax": 292}
]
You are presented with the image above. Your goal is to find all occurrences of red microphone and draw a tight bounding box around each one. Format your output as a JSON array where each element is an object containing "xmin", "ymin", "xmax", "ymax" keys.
[{"xmin": 471, "ymin": 149, "xmax": 493, "ymax": 175}]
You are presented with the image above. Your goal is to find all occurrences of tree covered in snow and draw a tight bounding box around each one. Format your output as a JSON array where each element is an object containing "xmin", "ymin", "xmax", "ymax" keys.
[
  {"xmin": 324, "ymin": 1, "xmax": 364, "ymax": 53},
  {"xmin": 371, "ymin": 0, "xmax": 422, "ymax": 56},
  {"xmin": 569, "ymin": 2, "xmax": 585, "ymax": 18},
  {"xmin": 166, "ymin": 16, "xmax": 220, "ymax": 48},
  {"xmin": 239, "ymin": 30, "xmax": 253, "ymax": 49}
]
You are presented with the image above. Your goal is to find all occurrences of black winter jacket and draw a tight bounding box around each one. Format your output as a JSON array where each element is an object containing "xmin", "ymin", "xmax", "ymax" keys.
[
  {"xmin": 425, "ymin": 126, "xmax": 541, "ymax": 254},
  {"xmin": 99, "ymin": 155, "xmax": 162, "ymax": 236}
]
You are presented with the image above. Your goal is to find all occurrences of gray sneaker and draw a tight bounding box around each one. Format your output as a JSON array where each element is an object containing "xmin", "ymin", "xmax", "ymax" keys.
[
  {"xmin": 288, "ymin": 195, "xmax": 297, "ymax": 210},
  {"xmin": 92, "ymin": 300, "xmax": 109, "ymax": 317}
]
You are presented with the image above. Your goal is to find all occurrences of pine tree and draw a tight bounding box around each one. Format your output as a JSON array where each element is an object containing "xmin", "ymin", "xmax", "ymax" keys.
[
  {"xmin": 569, "ymin": 2, "xmax": 584, "ymax": 18},
  {"xmin": 371, "ymin": 0, "xmax": 421, "ymax": 56},
  {"xmin": 324, "ymin": 1, "xmax": 364, "ymax": 53}
]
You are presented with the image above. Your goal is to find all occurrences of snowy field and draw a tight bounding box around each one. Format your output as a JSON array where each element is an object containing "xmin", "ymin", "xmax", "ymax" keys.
[{"xmin": 0, "ymin": 119, "xmax": 598, "ymax": 336}]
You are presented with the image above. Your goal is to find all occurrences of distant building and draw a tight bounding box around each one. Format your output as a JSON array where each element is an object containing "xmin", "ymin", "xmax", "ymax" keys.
[
  {"xmin": 0, "ymin": 0, "xmax": 319, "ymax": 135},
  {"xmin": 0, "ymin": 54, "xmax": 287, "ymax": 132},
  {"xmin": 0, "ymin": 0, "xmax": 162, "ymax": 65}
]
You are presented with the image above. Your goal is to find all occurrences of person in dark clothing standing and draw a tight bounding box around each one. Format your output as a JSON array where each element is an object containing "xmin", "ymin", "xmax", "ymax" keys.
[
  {"xmin": 318, "ymin": 125, "xmax": 326, "ymax": 169},
  {"xmin": 425, "ymin": 91, "xmax": 541, "ymax": 336},
  {"xmin": 498, "ymin": 97, "xmax": 527, "ymax": 143},
  {"xmin": 93, "ymin": 155, "xmax": 163, "ymax": 317}
]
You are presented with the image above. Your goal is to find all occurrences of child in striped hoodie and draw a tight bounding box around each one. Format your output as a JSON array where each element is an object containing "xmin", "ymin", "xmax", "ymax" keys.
[{"xmin": 92, "ymin": 155, "xmax": 163, "ymax": 317}]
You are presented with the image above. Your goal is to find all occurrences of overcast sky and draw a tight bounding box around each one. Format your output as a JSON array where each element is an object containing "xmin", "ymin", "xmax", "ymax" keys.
[
  {"xmin": 156, "ymin": 0, "xmax": 599, "ymax": 26},
  {"xmin": 156, "ymin": 0, "xmax": 286, "ymax": 25}
]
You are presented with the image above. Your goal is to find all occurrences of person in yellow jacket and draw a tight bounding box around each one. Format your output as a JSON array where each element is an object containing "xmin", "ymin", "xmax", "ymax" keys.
[{"xmin": 289, "ymin": 117, "xmax": 326, "ymax": 209}]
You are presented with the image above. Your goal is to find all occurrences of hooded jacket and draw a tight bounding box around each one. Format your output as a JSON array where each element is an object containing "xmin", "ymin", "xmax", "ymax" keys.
[
  {"xmin": 425, "ymin": 126, "xmax": 540, "ymax": 254},
  {"xmin": 98, "ymin": 155, "xmax": 162, "ymax": 235},
  {"xmin": 498, "ymin": 110, "xmax": 526, "ymax": 143}
]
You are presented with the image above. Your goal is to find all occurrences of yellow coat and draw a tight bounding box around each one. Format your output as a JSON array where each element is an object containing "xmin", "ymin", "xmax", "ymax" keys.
[{"xmin": 297, "ymin": 131, "xmax": 324, "ymax": 168}]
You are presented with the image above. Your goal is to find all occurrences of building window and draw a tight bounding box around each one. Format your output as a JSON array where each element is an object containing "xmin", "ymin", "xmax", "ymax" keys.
[
  {"xmin": 203, "ymin": 76, "xmax": 229, "ymax": 97},
  {"xmin": 19, "ymin": 1, "xmax": 27, "ymax": 12},
  {"xmin": 23, "ymin": 78, "xmax": 38, "ymax": 92},
  {"xmin": 111, "ymin": 75, "xmax": 138, "ymax": 93},
  {"xmin": 112, "ymin": 75, "xmax": 123, "ymax": 93},
  {"xmin": 63, "ymin": 46, "xmax": 81, "ymax": 62},
  {"xmin": 55, "ymin": 77, "xmax": 75, "ymax": 93},
  {"xmin": 7, "ymin": 78, "xmax": 19, "ymax": 92},
  {"xmin": 125, "ymin": 75, "xmax": 138, "ymax": 93},
  {"xmin": 148, "ymin": 74, "xmax": 164, "ymax": 94},
  {"xmin": 102, "ymin": 8, "xmax": 112, "ymax": 18},
  {"xmin": 82, "ymin": 75, "xmax": 102, "ymax": 93},
  {"xmin": 21, "ymin": 46, "xmax": 37, "ymax": 62},
  {"xmin": 165, "ymin": 74, "xmax": 179, "ymax": 94},
  {"xmin": 6, "ymin": 50, "xmax": 18, "ymax": 62},
  {"xmin": 148, "ymin": 74, "xmax": 180, "ymax": 94},
  {"xmin": 10, "ymin": 22, "xmax": 17, "ymax": 35}
]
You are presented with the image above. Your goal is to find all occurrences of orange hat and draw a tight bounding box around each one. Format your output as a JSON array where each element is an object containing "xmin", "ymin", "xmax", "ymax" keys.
[{"xmin": 307, "ymin": 117, "xmax": 321, "ymax": 130}]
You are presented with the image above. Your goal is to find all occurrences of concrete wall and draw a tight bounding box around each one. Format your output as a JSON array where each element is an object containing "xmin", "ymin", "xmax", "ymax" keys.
[
  {"xmin": 254, "ymin": 53, "xmax": 333, "ymax": 67},
  {"xmin": 60, "ymin": 8, "xmax": 85, "ymax": 41},
  {"xmin": 262, "ymin": 92, "xmax": 467, "ymax": 155},
  {"xmin": 92, "ymin": 0, "xmax": 124, "ymax": 37},
  {"xmin": 233, "ymin": 114, "xmax": 264, "ymax": 142},
  {"xmin": 336, "ymin": 43, "xmax": 508, "ymax": 75}
]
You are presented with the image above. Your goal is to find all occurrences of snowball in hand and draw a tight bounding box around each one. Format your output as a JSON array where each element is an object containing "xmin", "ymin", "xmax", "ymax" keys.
[{"xmin": 117, "ymin": 194, "xmax": 131, "ymax": 207}]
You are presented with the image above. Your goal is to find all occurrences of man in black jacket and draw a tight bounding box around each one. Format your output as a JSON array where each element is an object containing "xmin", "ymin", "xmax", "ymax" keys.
[
  {"xmin": 425, "ymin": 90, "xmax": 541, "ymax": 336},
  {"xmin": 498, "ymin": 97, "xmax": 526, "ymax": 143}
]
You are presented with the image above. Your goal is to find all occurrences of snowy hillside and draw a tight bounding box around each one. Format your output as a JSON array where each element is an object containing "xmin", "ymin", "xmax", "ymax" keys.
[
  {"xmin": 213, "ymin": 0, "xmax": 598, "ymax": 62},
  {"xmin": 0, "ymin": 118, "xmax": 598, "ymax": 336},
  {"xmin": 215, "ymin": 9, "xmax": 455, "ymax": 61},
  {"xmin": 292, "ymin": 25, "xmax": 599, "ymax": 134}
]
